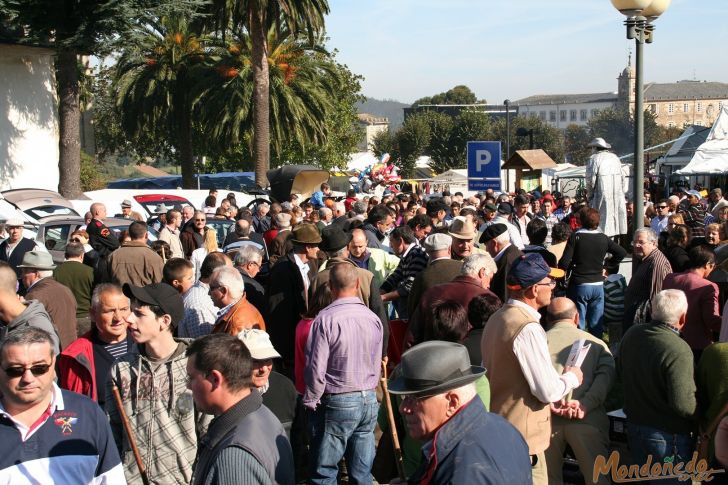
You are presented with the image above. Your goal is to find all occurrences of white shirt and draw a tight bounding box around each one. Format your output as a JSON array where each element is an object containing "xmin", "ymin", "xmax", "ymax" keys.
[
  {"xmin": 493, "ymin": 216, "xmax": 525, "ymax": 250},
  {"xmin": 650, "ymin": 214, "xmax": 669, "ymax": 234},
  {"xmin": 293, "ymin": 253, "xmax": 310, "ymax": 291},
  {"xmin": 509, "ymin": 299, "xmax": 580, "ymax": 403}
]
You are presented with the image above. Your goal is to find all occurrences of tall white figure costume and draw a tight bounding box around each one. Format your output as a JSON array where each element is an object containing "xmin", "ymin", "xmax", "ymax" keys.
[{"xmin": 584, "ymin": 138, "xmax": 628, "ymax": 237}]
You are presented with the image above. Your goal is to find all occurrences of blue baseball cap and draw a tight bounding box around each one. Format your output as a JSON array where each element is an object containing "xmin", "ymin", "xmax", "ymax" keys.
[{"xmin": 507, "ymin": 253, "xmax": 565, "ymax": 290}]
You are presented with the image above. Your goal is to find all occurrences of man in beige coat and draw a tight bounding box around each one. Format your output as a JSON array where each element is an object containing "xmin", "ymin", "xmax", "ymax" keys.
[{"xmin": 544, "ymin": 297, "xmax": 615, "ymax": 485}]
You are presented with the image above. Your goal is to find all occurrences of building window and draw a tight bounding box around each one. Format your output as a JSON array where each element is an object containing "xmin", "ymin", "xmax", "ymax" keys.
[
  {"xmin": 649, "ymin": 104, "xmax": 657, "ymax": 114},
  {"xmin": 549, "ymin": 111, "xmax": 556, "ymax": 122},
  {"xmin": 560, "ymin": 110, "xmax": 567, "ymax": 122},
  {"xmin": 530, "ymin": 111, "xmax": 538, "ymax": 118},
  {"xmin": 591, "ymin": 109, "xmax": 599, "ymax": 118},
  {"xmin": 683, "ymin": 122, "xmax": 691, "ymax": 128},
  {"xmin": 683, "ymin": 102, "xmax": 689, "ymax": 112},
  {"xmin": 696, "ymin": 121, "xmax": 703, "ymax": 126},
  {"xmin": 668, "ymin": 121, "xmax": 675, "ymax": 128},
  {"xmin": 569, "ymin": 110, "xmax": 577, "ymax": 121},
  {"xmin": 697, "ymin": 102, "xmax": 703, "ymax": 113},
  {"xmin": 580, "ymin": 109, "xmax": 587, "ymax": 121},
  {"xmin": 668, "ymin": 103, "xmax": 674, "ymax": 114},
  {"xmin": 540, "ymin": 111, "xmax": 546, "ymax": 120}
]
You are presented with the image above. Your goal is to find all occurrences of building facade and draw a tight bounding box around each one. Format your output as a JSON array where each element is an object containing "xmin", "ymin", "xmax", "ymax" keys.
[
  {"xmin": 357, "ymin": 113, "xmax": 389, "ymax": 152},
  {"xmin": 515, "ymin": 63, "xmax": 728, "ymax": 130}
]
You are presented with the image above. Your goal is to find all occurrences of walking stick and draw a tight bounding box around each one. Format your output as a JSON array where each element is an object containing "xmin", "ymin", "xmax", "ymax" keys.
[
  {"xmin": 111, "ymin": 383, "xmax": 150, "ymax": 485},
  {"xmin": 380, "ymin": 357, "xmax": 406, "ymax": 481}
]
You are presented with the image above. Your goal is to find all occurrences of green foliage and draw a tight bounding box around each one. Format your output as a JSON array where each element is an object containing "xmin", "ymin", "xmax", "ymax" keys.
[
  {"xmin": 80, "ymin": 151, "xmax": 107, "ymax": 190},
  {"xmin": 371, "ymin": 129, "xmax": 400, "ymax": 163},
  {"xmin": 563, "ymin": 124, "xmax": 593, "ymax": 166},
  {"xmin": 587, "ymin": 107, "xmax": 660, "ymax": 160},
  {"xmin": 412, "ymin": 85, "xmax": 483, "ymax": 107},
  {"xmin": 489, "ymin": 114, "xmax": 565, "ymax": 164}
]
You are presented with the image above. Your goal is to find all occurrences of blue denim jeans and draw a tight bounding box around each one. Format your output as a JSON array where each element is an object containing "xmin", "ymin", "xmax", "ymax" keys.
[
  {"xmin": 308, "ymin": 390, "xmax": 378, "ymax": 485},
  {"xmin": 567, "ymin": 283, "xmax": 604, "ymax": 337},
  {"xmin": 627, "ymin": 422, "xmax": 695, "ymax": 485}
]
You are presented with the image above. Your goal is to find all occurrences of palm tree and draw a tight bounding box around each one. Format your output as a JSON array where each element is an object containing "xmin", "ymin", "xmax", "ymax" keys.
[
  {"xmin": 207, "ymin": 0, "xmax": 329, "ymax": 187},
  {"xmin": 194, "ymin": 26, "xmax": 340, "ymax": 163},
  {"xmin": 114, "ymin": 15, "xmax": 206, "ymax": 188}
]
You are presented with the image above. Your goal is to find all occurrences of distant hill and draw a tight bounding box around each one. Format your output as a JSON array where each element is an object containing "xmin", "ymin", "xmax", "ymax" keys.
[{"xmin": 356, "ymin": 97, "xmax": 409, "ymax": 130}]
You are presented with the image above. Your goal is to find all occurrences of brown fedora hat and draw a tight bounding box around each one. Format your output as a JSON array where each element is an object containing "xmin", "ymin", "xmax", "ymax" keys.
[
  {"xmin": 448, "ymin": 217, "xmax": 476, "ymax": 240},
  {"xmin": 291, "ymin": 223, "xmax": 322, "ymax": 245}
]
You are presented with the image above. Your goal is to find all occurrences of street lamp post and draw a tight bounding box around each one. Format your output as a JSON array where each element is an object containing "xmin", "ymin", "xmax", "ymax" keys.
[
  {"xmin": 504, "ymin": 99, "xmax": 511, "ymax": 161},
  {"xmin": 611, "ymin": 0, "xmax": 671, "ymax": 231}
]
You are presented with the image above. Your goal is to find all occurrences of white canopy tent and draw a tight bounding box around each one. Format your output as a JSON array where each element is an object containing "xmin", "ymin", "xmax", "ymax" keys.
[{"xmin": 676, "ymin": 106, "xmax": 728, "ymax": 175}]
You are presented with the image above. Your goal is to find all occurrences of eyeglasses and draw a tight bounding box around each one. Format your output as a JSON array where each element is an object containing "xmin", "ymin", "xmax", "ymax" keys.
[
  {"xmin": 656, "ymin": 205, "xmax": 668, "ymax": 209},
  {"xmin": 401, "ymin": 393, "xmax": 438, "ymax": 405},
  {"xmin": 4, "ymin": 364, "xmax": 52, "ymax": 378},
  {"xmin": 194, "ymin": 218, "xmax": 206, "ymax": 222},
  {"xmin": 70, "ymin": 238, "xmax": 82, "ymax": 243},
  {"xmin": 535, "ymin": 280, "xmax": 557, "ymax": 288}
]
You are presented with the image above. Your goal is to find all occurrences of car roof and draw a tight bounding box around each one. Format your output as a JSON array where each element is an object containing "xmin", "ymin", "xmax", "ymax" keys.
[
  {"xmin": 1, "ymin": 189, "xmax": 76, "ymax": 212},
  {"xmin": 134, "ymin": 194, "xmax": 191, "ymax": 203}
]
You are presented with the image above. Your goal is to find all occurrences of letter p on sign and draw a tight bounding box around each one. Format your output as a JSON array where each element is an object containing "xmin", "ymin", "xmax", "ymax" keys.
[{"xmin": 476, "ymin": 150, "xmax": 492, "ymax": 171}]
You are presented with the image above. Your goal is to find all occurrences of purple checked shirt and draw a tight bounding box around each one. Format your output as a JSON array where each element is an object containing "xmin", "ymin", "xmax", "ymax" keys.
[{"xmin": 303, "ymin": 297, "xmax": 383, "ymax": 410}]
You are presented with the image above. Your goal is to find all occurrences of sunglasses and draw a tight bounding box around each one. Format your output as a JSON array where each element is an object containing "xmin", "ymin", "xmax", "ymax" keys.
[
  {"xmin": 4, "ymin": 363, "xmax": 52, "ymax": 378},
  {"xmin": 70, "ymin": 238, "xmax": 83, "ymax": 243},
  {"xmin": 656, "ymin": 206, "xmax": 668, "ymax": 209}
]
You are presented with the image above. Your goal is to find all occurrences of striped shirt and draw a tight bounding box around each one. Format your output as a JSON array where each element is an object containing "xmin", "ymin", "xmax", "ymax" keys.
[
  {"xmin": 303, "ymin": 297, "xmax": 383, "ymax": 410},
  {"xmin": 105, "ymin": 340, "xmax": 128, "ymax": 359},
  {"xmin": 602, "ymin": 274, "xmax": 627, "ymax": 323}
]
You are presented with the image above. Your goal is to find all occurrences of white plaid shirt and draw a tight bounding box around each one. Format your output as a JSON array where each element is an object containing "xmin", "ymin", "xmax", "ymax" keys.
[{"xmin": 178, "ymin": 281, "xmax": 219, "ymax": 338}]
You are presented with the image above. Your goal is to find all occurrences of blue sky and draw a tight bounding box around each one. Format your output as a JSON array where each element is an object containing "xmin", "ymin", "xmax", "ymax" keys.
[{"xmin": 325, "ymin": 0, "xmax": 728, "ymax": 104}]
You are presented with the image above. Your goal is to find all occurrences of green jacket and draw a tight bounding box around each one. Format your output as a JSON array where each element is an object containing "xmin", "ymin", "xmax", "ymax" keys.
[
  {"xmin": 618, "ymin": 322, "xmax": 697, "ymax": 434},
  {"xmin": 696, "ymin": 343, "xmax": 728, "ymax": 430},
  {"xmin": 546, "ymin": 320, "xmax": 615, "ymax": 432}
]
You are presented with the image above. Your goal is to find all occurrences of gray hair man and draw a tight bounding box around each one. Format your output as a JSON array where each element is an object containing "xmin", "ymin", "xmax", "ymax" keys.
[
  {"xmin": 210, "ymin": 265, "xmax": 265, "ymax": 336},
  {"xmin": 407, "ymin": 253, "xmax": 500, "ymax": 347},
  {"xmin": 233, "ymin": 246, "xmax": 266, "ymax": 316},
  {"xmin": 618, "ymin": 289, "xmax": 697, "ymax": 479},
  {"xmin": 623, "ymin": 228, "xmax": 672, "ymax": 329}
]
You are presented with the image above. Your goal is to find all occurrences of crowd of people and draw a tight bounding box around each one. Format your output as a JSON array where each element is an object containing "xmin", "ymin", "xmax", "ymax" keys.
[{"xmin": 0, "ymin": 173, "xmax": 727, "ymax": 485}]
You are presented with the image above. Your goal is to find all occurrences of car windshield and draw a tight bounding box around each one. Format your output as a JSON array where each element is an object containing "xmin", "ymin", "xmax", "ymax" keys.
[{"xmin": 25, "ymin": 205, "xmax": 79, "ymax": 219}]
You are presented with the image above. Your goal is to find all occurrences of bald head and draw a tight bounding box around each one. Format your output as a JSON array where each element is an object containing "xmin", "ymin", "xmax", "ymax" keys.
[
  {"xmin": 90, "ymin": 202, "xmax": 107, "ymax": 219},
  {"xmin": 0, "ymin": 263, "xmax": 17, "ymax": 293},
  {"xmin": 329, "ymin": 262, "xmax": 359, "ymax": 298},
  {"xmin": 235, "ymin": 219, "xmax": 251, "ymax": 237},
  {"xmin": 546, "ymin": 297, "xmax": 578, "ymax": 326}
]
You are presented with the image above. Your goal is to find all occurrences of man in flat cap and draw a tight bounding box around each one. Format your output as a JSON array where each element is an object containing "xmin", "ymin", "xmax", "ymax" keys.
[
  {"xmin": 585, "ymin": 137, "xmax": 627, "ymax": 238},
  {"xmin": 406, "ymin": 233, "xmax": 462, "ymax": 317},
  {"xmin": 482, "ymin": 253, "xmax": 583, "ymax": 485},
  {"xmin": 389, "ymin": 341, "xmax": 532, "ymax": 484},
  {"xmin": 480, "ymin": 223, "xmax": 523, "ymax": 303}
]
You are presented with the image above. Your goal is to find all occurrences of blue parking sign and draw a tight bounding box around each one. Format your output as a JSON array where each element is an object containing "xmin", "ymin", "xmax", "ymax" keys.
[{"xmin": 467, "ymin": 141, "xmax": 501, "ymax": 191}]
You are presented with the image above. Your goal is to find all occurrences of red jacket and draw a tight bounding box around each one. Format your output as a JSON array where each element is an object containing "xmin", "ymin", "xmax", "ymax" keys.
[{"xmin": 57, "ymin": 331, "xmax": 97, "ymax": 400}]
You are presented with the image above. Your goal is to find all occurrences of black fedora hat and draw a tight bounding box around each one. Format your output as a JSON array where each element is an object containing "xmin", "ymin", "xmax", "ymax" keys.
[
  {"xmin": 319, "ymin": 225, "xmax": 352, "ymax": 253},
  {"xmin": 388, "ymin": 341, "xmax": 485, "ymax": 396}
]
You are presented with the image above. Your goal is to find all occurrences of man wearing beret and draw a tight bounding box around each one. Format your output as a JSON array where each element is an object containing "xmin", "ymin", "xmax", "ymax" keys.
[
  {"xmin": 480, "ymin": 223, "xmax": 523, "ymax": 302},
  {"xmin": 482, "ymin": 253, "xmax": 583, "ymax": 485},
  {"xmin": 390, "ymin": 341, "xmax": 532, "ymax": 484}
]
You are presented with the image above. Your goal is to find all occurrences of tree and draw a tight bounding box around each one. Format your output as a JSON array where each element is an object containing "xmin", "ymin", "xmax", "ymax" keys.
[
  {"xmin": 6, "ymin": 0, "xmax": 182, "ymax": 197},
  {"xmin": 194, "ymin": 27, "xmax": 345, "ymax": 170},
  {"xmin": 412, "ymin": 85, "xmax": 483, "ymax": 107},
  {"xmin": 396, "ymin": 113, "xmax": 432, "ymax": 177},
  {"xmin": 208, "ymin": 0, "xmax": 329, "ymax": 188},
  {"xmin": 490, "ymin": 115, "xmax": 565, "ymax": 164},
  {"xmin": 371, "ymin": 129, "xmax": 400, "ymax": 163},
  {"xmin": 587, "ymin": 107, "xmax": 659, "ymax": 160},
  {"xmin": 563, "ymin": 124, "xmax": 592, "ymax": 166},
  {"xmin": 114, "ymin": 14, "xmax": 207, "ymax": 188}
]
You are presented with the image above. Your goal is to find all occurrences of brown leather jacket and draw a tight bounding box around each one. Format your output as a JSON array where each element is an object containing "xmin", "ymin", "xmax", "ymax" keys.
[{"xmin": 212, "ymin": 296, "xmax": 266, "ymax": 336}]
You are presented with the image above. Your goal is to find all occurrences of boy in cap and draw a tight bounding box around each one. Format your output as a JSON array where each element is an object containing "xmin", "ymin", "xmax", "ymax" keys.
[{"xmin": 106, "ymin": 282, "xmax": 209, "ymax": 485}]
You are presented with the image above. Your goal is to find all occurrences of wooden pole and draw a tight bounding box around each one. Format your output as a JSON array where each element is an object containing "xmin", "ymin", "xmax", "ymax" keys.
[
  {"xmin": 380, "ymin": 357, "xmax": 406, "ymax": 481},
  {"xmin": 112, "ymin": 383, "xmax": 150, "ymax": 485}
]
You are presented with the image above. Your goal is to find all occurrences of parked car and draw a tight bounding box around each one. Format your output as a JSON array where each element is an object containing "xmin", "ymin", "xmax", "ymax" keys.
[
  {"xmin": 133, "ymin": 194, "xmax": 194, "ymax": 219},
  {"xmin": 36, "ymin": 216, "xmax": 159, "ymax": 263},
  {"xmin": 1, "ymin": 188, "xmax": 80, "ymax": 220},
  {"xmin": 204, "ymin": 217, "xmax": 234, "ymax": 248}
]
